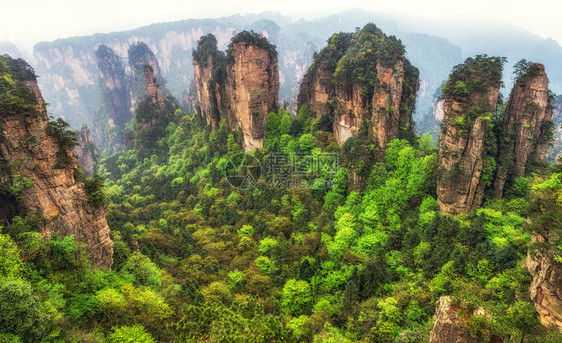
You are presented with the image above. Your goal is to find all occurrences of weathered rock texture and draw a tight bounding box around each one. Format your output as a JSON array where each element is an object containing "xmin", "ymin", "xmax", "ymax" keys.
[
  {"xmin": 526, "ymin": 233, "xmax": 562, "ymax": 330},
  {"xmin": 223, "ymin": 39, "xmax": 279, "ymax": 151},
  {"xmin": 192, "ymin": 31, "xmax": 279, "ymax": 151},
  {"xmin": 437, "ymin": 56, "xmax": 503, "ymax": 215},
  {"xmin": 94, "ymin": 44, "xmax": 132, "ymax": 153},
  {"xmin": 429, "ymin": 296, "xmax": 501, "ymax": 343},
  {"xmin": 297, "ymin": 24, "xmax": 419, "ymax": 148},
  {"xmin": 0, "ymin": 56, "xmax": 113, "ymax": 267},
  {"xmin": 128, "ymin": 42, "xmax": 166, "ymax": 104},
  {"xmin": 133, "ymin": 62, "xmax": 175, "ymax": 154},
  {"xmin": 143, "ymin": 65, "xmax": 165, "ymax": 111},
  {"xmin": 494, "ymin": 63, "xmax": 554, "ymax": 198},
  {"xmin": 192, "ymin": 34, "xmax": 223, "ymax": 128},
  {"xmin": 74, "ymin": 127, "xmax": 100, "ymax": 177}
]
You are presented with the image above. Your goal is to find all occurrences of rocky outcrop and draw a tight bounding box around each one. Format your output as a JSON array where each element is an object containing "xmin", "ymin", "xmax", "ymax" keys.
[
  {"xmin": 526, "ymin": 234, "xmax": 562, "ymax": 330},
  {"xmin": 128, "ymin": 42, "xmax": 166, "ymax": 104},
  {"xmin": 429, "ymin": 296, "xmax": 500, "ymax": 343},
  {"xmin": 133, "ymin": 62, "xmax": 175, "ymax": 154},
  {"xmin": 192, "ymin": 34, "xmax": 223, "ymax": 128},
  {"xmin": 94, "ymin": 45, "xmax": 132, "ymax": 153},
  {"xmin": 192, "ymin": 31, "xmax": 279, "ymax": 151},
  {"xmin": 494, "ymin": 63, "xmax": 554, "ymax": 198},
  {"xmin": 223, "ymin": 36, "xmax": 279, "ymax": 151},
  {"xmin": 95, "ymin": 45, "xmax": 132, "ymax": 128},
  {"xmin": 437, "ymin": 56, "xmax": 503, "ymax": 215},
  {"xmin": 143, "ymin": 65, "xmax": 165, "ymax": 111},
  {"xmin": 0, "ymin": 56, "xmax": 112, "ymax": 267},
  {"xmin": 74, "ymin": 127, "xmax": 100, "ymax": 177},
  {"xmin": 297, "ymin": 24, "xmax": 418, "ymax": 148}
]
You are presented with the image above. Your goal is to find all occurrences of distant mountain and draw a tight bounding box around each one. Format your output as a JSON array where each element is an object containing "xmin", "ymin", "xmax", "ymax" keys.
[{"xmin": 24, "ymin": 10, "xmax": 562, "ymax": 149}]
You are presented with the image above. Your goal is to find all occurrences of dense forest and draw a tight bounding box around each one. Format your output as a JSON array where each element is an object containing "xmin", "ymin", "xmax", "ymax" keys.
[{"xmin": 1, "ymin": 23, "xmax": 562, "ymax": 343}]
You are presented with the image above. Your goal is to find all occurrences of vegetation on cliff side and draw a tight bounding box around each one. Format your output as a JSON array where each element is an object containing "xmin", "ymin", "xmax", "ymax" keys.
[{"xmin": 0, "ymin": 47, "xmax": 561, "ymax": 343}]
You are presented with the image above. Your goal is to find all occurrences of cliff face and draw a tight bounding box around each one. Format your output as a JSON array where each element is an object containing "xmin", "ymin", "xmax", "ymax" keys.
[
  {"xmin": 429, "ymin": 296, "xmax": 500, "ymax": 343},
  {"xmin": 437, "ymin": 56, "xmax": 503, "ymax": 215},
  {"xmin": 143, "ymin": 65, "xmax": 165, "ymax": 111},
  {"xmin": 0, "ymin": 56, "xmax": 113, "ymax": 267},
  {"xmin": 192, "ymin": 34, "xmax": 223, "ymax": 128},
  {"xmin": 296, "ymin": 34, "xmax": 349, "ymax": 118},
  {"xmin": 526, "ymin": 234, "xmax": 562, "ymax": 330},
  {"xmin": 133, "ymin": 63, "xmax": 175, "ymax": 154},
  {"xmin": 192, "ymin": 32, "xmax": 279, "ymax": 151},
  {"xmin": 94, "ymin": 45, "xmax": 132, "ymax": 153},
  {"xmin": 128, "ymin": 42, "xmax": 167, "ymax": 104},
  {"xmin": 297, "ymin": 24, "xmax": 418, "ymax": 148},
  {"xmin": 223, "ymin": 39, "xmax": 279, "ymax": 151},
  {"xmin": 494, "ymin": 63, "xmax": 553, "ymax": 198},
  {"xmin": 74, "ymin": 127, "xmax": 100, "ymax": 177}
]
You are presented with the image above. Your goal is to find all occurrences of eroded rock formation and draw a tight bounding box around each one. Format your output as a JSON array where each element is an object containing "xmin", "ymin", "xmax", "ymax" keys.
[
  {"xmin": 526, "ymin": 234, "xmax": 562, "ymax": 330},
  {"xmin": 74, "ymin": 127, "xmax": 100, "ymax": 177},
  {"xmin": 143, "ymin": 65, "xmax": 165, "ymax": 111},
  {"xmin": 0, "ymin": 56, "xmax": 113, "ymax": 267},
  {"xmin": 494, "ymin": 63, "xmax": 554, "ymax": 198},
  {"xmin": 94, "ymin": 44, "xmax": 132, "ymax": 153},
  {"xmin": 128, "ymin": 42, "xmax": 166, "ymax": 104},
  {"xmin": 192, "ymin": 31, "xmax": 279, "ymax": 151},
  {"xmin": 297, "ymin": 24, "xmax": 419, "ymax": 148},
  {"xmin": 223, "ymin": 37, "xmax": 279, "ymax": 151},
  {"xmin": 437, "ymin": 56, "xmax": 503, "ymax": 215},
  {"xmin": 192, "ymin": 34, "xmax": 223, "ymax": 128},
  {"xmin": 429, "ymin": 296, "xmax": 501, "ymax": 343}
]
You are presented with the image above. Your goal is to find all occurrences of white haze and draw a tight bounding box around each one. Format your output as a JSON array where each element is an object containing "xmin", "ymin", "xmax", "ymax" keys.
[{"xmin": 1, "ymin": 0, "xmax": 562, "ymax": 53}]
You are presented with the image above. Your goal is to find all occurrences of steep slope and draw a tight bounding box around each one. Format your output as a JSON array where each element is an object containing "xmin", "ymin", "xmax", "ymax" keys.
[
  {"xmin": 298, "ymin": 24, "xmax": 419, "ymax": 148},
  {"xmin": 192, "ymin": 34, "xmax": 224, "ymax": 128},
  {"xmin": 526, "ymin": 233, "xmax": 562, "ymax": 330},
  {"xmin": 222, "ymin": 32, "xmax": 279, "ymax": 151},
  {"xmin": 494, "ymin": 62, "xmax": 554, "ymax": 198},
  {"xmin": 74, "ymin": 126, "xmax": 100, "ymax": 177},
  {"xmin": 192, "ymin": 31, "xmax": 279, "ymax": 151},
  {"xmin": 437, "ymin": 55, "xmax": 504, "ymax": 215},
  {"xmin": 133, "ymin": 63, "xmax": 176, "ymax": 155},
  {"xmin": 128, "ymin": 42, "xmax": 167, "ymax": 104},
  {"xmin": 0, "ymin": 56, "xmax": 112, "ymax": 267},
  {"xmin": 94, "ymin": 44, "xmax": 132, "ymax": 153}
]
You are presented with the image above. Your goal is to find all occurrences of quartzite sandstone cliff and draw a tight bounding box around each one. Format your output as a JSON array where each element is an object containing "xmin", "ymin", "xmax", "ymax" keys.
[
  {"xmin": 437, "ymin": 56, "xmax": 503, "ymax": 215},
  {"xmin": 494, "ymin": 63, "xmax": 554, "ymax": 198},
  {"xmin": 297, "ymin": 24, "xmax": 418, "ymax": 149},
  {"xmin": 0, "ymin": 56, "xmax": 113, "ymax": 267},
  {"xmin": 429, "ymin": 296, "xmax": 501, "ymax": 343},
  {"xmin": 526, "ymin": 234, "xmax": 562, "ymax": 330},
  {"xmin": 192, "ymin": 32, "xmax": 279, "ymax": 151},
  {"xmin": 74, "ymin": 126, "xmax": 100, "ymax": 178},
  {"xmin": 94, "ymin": 44, "xmax": 132, "ymax": 153}
]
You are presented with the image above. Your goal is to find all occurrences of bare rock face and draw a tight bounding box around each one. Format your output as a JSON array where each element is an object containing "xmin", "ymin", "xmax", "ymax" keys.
[
  {"xmin": 74, "ymin": 127, "xmax": 100, "ymax": 177},
  {"xmin": 128, "ymin": 42, "xmax": 166, "ymax": 104},
  {"xmin": 95, "ymin": 45, "xmax": 132, "ymax": 129},
  {"xmin": 94, "ymin": 45, "xmax": 132, "ymax": 153},
  {"xmin": 429, "ymin": 296, "xmax": 501, "ymax": 343},
  {"xmin": 0, "ymin": 56, "xmax": 113, "ymax": 267},
  {"xmin": 192, "ymin": 32, "xmax": 279, "ymax": 151},
  {"xmin": 494, "ymin": 63, "xmax": 554, "ymax": 198},
  {"xmin": 437, "ymin": 56, "xmax": 503, "ymax": 215},
  {"xmin": 526, "ymin": 234, "xmax": 562, "ymax": 329},
  {"xmin": 296, "ymin": 38, "xmax": 344, "ymax": 118},
  {"xmin": 192, "ymin": 34, "xmax": 223, "ymax": 128},
  {"xmin": 143, "ymin": 65, "xmax": 165, "ymax": 111},
  {"xmin": 297, "ymin": 25, "xmax": 418, "ymax": 149},
  {"xmin": 224, "ymin": 40, "xmax": 279, "ymax": 151}
]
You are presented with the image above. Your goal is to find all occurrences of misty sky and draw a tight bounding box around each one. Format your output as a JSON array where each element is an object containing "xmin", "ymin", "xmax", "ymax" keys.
[{"xmin": 2, "ymin": 0, "xmax": 562, "ymax": 52}]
